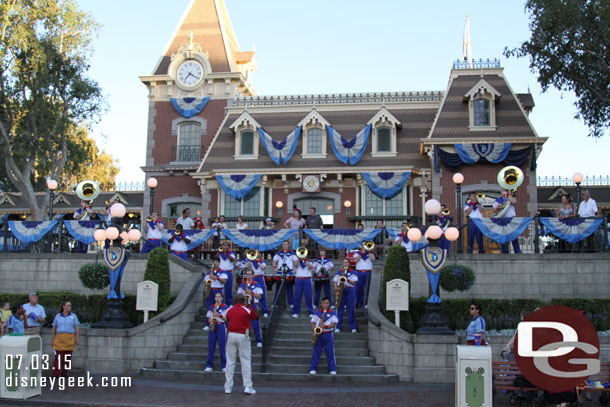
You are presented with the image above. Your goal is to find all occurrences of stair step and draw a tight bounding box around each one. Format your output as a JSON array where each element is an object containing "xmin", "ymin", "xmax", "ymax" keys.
[
  {"xmin": 274, "ymin": 338, "xmax": 368, "ymax": 347},
  {"xmin": 167, "ymin": 352, "xmax": 375, "ymax": 366},
  {"xmin": 270, "ymin": 346, "xmax": 370, "ymax": 357},
  {"xmin": 141, "ymin": 368, "xmax": 399, "ymax": 383},
  {"xmin": 183, "ymin": 336, "xmax": 263, "ymax": 346},
  {"xmin": 274, "ymin": 331, "xmax": 368, "ymax": 340}
]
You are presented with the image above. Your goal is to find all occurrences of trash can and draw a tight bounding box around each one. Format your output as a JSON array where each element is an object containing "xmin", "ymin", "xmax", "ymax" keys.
[
  {"xmin": 0, "ymin": 335, "xmax": 43, "ymax": 399},
  {"xmin": 455, "ymin": 345, "xmax": 492, "ymax": 407}
]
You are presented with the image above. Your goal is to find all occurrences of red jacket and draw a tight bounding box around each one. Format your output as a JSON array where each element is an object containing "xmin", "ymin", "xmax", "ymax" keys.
[{"xmin": 224, "ymin": 305, "xmax": 258, "ymax": 334}]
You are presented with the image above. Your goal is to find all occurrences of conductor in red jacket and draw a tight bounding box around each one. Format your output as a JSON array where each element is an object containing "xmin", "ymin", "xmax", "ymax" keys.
[{"xmin": 222, "ymin": 293, "xmax": 258, "ymax": 395}]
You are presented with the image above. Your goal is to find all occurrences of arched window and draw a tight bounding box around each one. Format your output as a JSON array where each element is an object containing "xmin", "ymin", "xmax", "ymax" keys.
[
  {"xmin": 177, "ymin": 122, "xmax": 201, "ymax": 161},
  {"xmin": 474, "ymin": 99, "xmax": 490, "ymax": 126},
  {"xmin": 376, "ymin": 127, "xmax": 392, "ymax": 152},
  {"xmin": 307, "ymin": 128, "xmax": 323, "ymax": 155}
]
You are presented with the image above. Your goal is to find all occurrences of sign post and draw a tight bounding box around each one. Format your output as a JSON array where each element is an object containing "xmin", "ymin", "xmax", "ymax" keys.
[
  {"xmin": 386, "ymin": 279, "xmax": 409, "ymax": 327},
  {"xmin": 136, "ymin": 281, "xmax": 159, "ymax": 323}
]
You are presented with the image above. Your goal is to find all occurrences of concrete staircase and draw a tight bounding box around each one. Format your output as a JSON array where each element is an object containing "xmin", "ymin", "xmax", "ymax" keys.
[{"xmin": 141, "ymin": 305, "xmax": 398, "ymax": 383}]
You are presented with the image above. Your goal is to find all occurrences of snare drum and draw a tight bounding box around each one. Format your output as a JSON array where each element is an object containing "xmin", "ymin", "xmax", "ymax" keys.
[
  {"xmin": 285, "ymin": 275, "xmax": 296, "ymax": 283},
  {"xmin": 234, "ymin": 268, "xmax": 247, "ymax": 288}
]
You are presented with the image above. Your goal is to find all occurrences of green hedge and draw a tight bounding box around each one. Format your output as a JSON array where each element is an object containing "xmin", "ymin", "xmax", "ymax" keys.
[
  {"xmin": 384, "ymin": 298, "xmax": 610, "ymax": 333},
  {"xmin": 439, "ymin": 264, "xmax": 475, "ymax": 292},
  {"xmin": 0, "ymin": 292, "xmax": 178, "ymax": 327},
  {"xmin": 144, "ymin": 248, "xmax": 171, "ymax": 312}
]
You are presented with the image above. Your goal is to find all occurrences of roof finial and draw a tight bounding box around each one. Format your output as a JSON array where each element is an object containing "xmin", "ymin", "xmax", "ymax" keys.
[
  {"xmin": 463, "ymin": 14, "xmax": 473, "ymax": 69},
  {"xmin": 188, "ymin": 31, "xmax": 194, "ymax": 50}
]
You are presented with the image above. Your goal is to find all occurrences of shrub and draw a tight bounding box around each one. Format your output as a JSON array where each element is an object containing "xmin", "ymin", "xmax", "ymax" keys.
[
  {"xmin": 144, "ymin": 247, "xmax": 171, "ymax": 312},
  {"xmin": 439, "ymin": 264, "xmax": 476, "ymax": 292},
  {"xmin": 381, "ymin": 245, "xmax": 410, "ymax": 314},
  {"xmin": 78, "ymin": 263, "xmax": 110, "ymax": 290}
]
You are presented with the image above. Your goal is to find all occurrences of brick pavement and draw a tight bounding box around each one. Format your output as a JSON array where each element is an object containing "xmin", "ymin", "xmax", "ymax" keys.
[{"xmin": 0, "ymin": 375, "xmax": 601, "ymax": 406}]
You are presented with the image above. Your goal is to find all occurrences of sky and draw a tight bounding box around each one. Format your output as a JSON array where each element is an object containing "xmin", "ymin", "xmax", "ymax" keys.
[{"xmin": 76, "ymin": 0, "xmax": 610, "ymax": 184}]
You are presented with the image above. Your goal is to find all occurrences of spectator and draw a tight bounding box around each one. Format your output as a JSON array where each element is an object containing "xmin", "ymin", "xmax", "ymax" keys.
[
  {"xmin": 578, "ymin": 190, "xmax": 598, "ymax": 218},
  {"xmin": 263, "ymin": 218, "xmax": 275, "ymax": 230},
  {"xmin": 235, "ymin": 215, "xmax": 248, "ymax": 230},
  {"xmin": 502, "ymin": 308, "xmax": 532, "ymax": 361},
  {"xmin": 51, "ymin": 300, "xmax": 80, "ymax": 377},
  {"xmin": 356, "ymin": 223, "xmax": 364, "ymax": 230},
  {"xmin": 7, "ymin": 304, "xmax": 27, "ymax": 334},
  {"xmin": 23, "ymin": 292, "xmax": 46, "ymax": 335},
  {"xmin": 218, "ymin": 215, "xmax": 228, "ymax": 240},
  {"xmin": 0, "ymin": 301, "xmax": 10, "ymax": 335},
  {"xmin": 465, "ymin": 302, "xmax": 486, "ymax": 345},
  {"xmin": 222, "ymin": 293, "xmax": 258, "ymax": 395},
  {"xmin": 284, "ymin": 208, "xmax": 306, "ymax": 250},
  {"xmin": 372, "ymin": 220, "xmax": 389, "ymax": 258},
  {"xmin": 557, "ymin": 194, "xmax": 577, "ymax": 220},
  {"xmin": 194, "ymin": 217, "xmax": 205, "ymax": 229},
  {"xmin": 176, "ymin": 208, "xmax": 195, "ymax": 230},
  {"xmin": 305, "ymin": 207, "xmax": 323, "ymax": 229}
]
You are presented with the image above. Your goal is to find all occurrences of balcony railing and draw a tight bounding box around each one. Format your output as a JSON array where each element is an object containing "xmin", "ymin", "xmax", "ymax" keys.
[
  {"xmin": 230, "ymin": 91, "xmax": 444, "ymax": 107},
  {"xmin": 452, "ymin": 58, "xmax": 501, "ymax": 69},
  {"xmin": 537, "ymin": 175, "xmax": 610, "ymax": 187},
  {"xmin": 174, "ymin": 145, "xmax": 202, "ymax": 162}
]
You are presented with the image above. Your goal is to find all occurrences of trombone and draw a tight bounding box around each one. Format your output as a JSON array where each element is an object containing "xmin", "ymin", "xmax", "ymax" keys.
[
  {"xmin": 246, "ymin": 249, "xmax": 259, "ymax": 261},
  {"xmin": 441, "ymin": 208, "xmax": 450, "ymax": 216},
  {"xmin": 363, "ymin": 241, "xmax": 375, "ymax": 252},
  {"xmin": 296, "ymin": 246, "xmax": 308, "ymax": 259}
]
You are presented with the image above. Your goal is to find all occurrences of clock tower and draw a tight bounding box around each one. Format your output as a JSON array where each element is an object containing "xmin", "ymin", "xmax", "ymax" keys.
[{"xmin": 140, "ymin": 0, "xmax": 256, "ymax": 225}]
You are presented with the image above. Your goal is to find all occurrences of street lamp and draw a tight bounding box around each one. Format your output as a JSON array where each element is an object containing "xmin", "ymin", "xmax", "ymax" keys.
[
  {"xmin": 344, "ymin": 200, "xmax": 352, "ymax": 215},
  {"xmin": 46, "ymin": 179, "xmax": 58, "ymax": 252},
  {"xmin": 452, "ymin": 173, "xmax": 464, "ymax": 253},
  {"xmin": 147, "ymin": 177, "xmax": 158, "ymax": 216},
  {"xmin": 572, "ymin": 172, "xmax": 583, "ymax": 208},
  {"xmin": 275, "ymin": 200, "xmax": 284, "ymax": 216}
]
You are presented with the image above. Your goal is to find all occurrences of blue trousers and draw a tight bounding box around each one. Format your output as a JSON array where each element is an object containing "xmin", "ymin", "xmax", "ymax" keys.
[
  {"xmin": 206, "ymin": 323, "xmax": 227, "ymax": 369},
  {"xmin": 76, "ymin": 241, "xmax": 88, "ymax": 253},
  {"xmin": 140, "ymin": 239, "xmax": 161, "ymax": 253},
  {"xmin": 253, "ymin": 276, "xmax": 269, "ymax": 314},
  {"xmin": 293, "ymin": 278, "xmax": 314, "ymax": 315},
  {"xmin": 355, "ymin": 271, "xmax": 371, "ymax": 307},
  {"xmin": 171, "ymin": 251, "xmax": 189, "ymax": 260},
  {"xmin": 336, "ymin": 287, "xmax": 357, "ymax": 331},
  {"xmin": 467, "ymin": 221, "xmax": 485, "ymax": 253},
  {"xmin": 501, "ymin": 239, "xmax": 521, "ymax": 254},
  {"xmin": 274, "ymin": 279, "xmax": 294, "ymax": 307},
  {"xmin": 310, "ymin": 333, "xmax": 336, "ymax": 372},
  {"xmin": 251, "ymin": 304, "xmax": 262, "ymax": 343},
  {"xmin": 314, "ymin": 280, "xmax": 332, "ymax": 307},
  {"xmin": 223, "ymin": 271, "xmax": 233, "ymax": 305}
]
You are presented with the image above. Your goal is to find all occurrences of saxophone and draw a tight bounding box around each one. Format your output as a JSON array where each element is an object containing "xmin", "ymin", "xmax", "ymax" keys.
[
  {"xmin": 335, "ymin": 267, "xmax": 348, "ymax": 307},
  {"xmin": 210, "ymin": 305, "xmax": 219, "ymax": 332},
  {"xmin": 245, "ymin": 284, "xmax": 252, "ymax": 305},
  {"xmin": 205, "ymin": 270, "xmax": 215, "ymax": 299},
  {"xmin": 312, "ymin": 309, "xmax": 328, "ymax": 346}
]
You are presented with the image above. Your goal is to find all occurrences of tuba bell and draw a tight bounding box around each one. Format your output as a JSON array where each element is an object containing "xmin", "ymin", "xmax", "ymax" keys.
[
  {"xmin": 146, "ymin": 216, "xmax": 153, "ymax": 222},
  {"xmin": 246, "ymin": 249, "xmax": 259, "ymax": 261},
  {"xmin": 296, "ymin": 246, "xmax": 308, "ymax": 259},
  {"xmin": 363, "ymin": 241, "xmax": 375, "ymax": 252},
  {"xmin": 497, "ymin": 166, "xmax": 524, "ymax": 192},
  {"xmin": 76, "ymin": 180, "xmax": 100, "ymax": 202}
]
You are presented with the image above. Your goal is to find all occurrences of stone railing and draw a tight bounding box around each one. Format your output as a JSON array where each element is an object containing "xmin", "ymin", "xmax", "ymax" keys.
[{"xmin": 230, "ymin": 91, "xmax": 444, "ymax": 107}]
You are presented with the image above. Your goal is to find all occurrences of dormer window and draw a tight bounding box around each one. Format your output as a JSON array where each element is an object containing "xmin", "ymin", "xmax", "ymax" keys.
[
  {"xmin": 367, "ymin": 107, "xmax": 401, "ymax": 158},
  {"xmin": 464, "ymin": 78, "xmax": 501, "ymax": 131},
  {"xmin": 298, "ymin": 109, "xmax": 330, "ymax": 158},
  {"xmin": 229, "ymin": 111, "xmax": 261, "ymax": 160}
]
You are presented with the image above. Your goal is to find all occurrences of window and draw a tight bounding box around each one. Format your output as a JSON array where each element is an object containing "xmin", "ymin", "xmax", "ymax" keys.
[
  {"xmin": 177, "ymin": 122, "xmax": 201, "ymax": 161},
  {"xmin": 364, "ymin": 186, "xmax": 404, "ymax": 216},
  {"xmin": 474, "ymin": 99, "xmax": 490, "ymax": 126},
  {"xmin": 223, "ymin": 187, "xmax": 261, "ymax": 217},
  {"xmin": 240, "ymin": 130, "xmax": 254, "ymax": 155},
  {"xmin": 376, "ymin": 127, "xmax": 392, "ymax": 152},
  {"xmin": 307, "ymin": 128, "xmax": 323, "ymax": 155},
  {"xmin": 294, "ymin": 197, "xmax": 334, "ymax": 226},
  {"xmin": 168, "ymin": 203, "xmax": 202, "ymax": 228}
]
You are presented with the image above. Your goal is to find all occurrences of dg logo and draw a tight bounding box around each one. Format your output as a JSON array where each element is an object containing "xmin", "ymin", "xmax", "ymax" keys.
[{"xmin": 514, "ymin": 305, "xmax": 600, "ymax": 392}]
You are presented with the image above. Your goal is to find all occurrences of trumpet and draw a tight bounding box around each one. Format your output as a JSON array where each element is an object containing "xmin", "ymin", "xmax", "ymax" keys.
[
  {"xmin": 441, "ymin": 208, "xmax": 450, "ymax": 216},
  {"xmin": 246, "ymin": 249, "xmax": 259, "ymax": 261},
  {"xmin": 312, "ymin": 308, "xmax": 328, "ymax": 346},
  {"xmin": 476, "ymin": 192, "xmax": 485, "ymax": 201},
  {"xmin": 205, "ymin": 279, "xmax": 212, "ymax": 299},
  {"xmin": 219, "ymin": 246, "xmax": 224, "ymax": 253},
  {"xmin": 296, "ymin": 246, "xmax": 308, "ymax": 259},
  {"xmin": 363, "ymin": 241, "xmax": 375, "ymax": 251},
  {"xmin": 146, "ymin": 216, "xmax": 153, "ymax": 222}
]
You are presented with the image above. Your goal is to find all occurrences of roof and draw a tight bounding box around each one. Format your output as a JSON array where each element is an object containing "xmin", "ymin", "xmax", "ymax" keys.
[
  {"xmin": 152, "ymin": 0, "xmax": 247, "ymax": 75},
  {"xmin": 197, "ymin": 105, "xmax": 438, "ymax": 174},
  {"xmin": 0, "ymin": 192, "xmax": 144, "ymax": 214},
  {"xmin": 537, "ymin": 186, "xmax": 610, "ymax": 208},
  {"xmin": 428, "ymin": 71, "xmax": 539, "ymax": 140},
  {"xmin": 516, "ymin": 93, "xmax": 535, "ymax": 111}
]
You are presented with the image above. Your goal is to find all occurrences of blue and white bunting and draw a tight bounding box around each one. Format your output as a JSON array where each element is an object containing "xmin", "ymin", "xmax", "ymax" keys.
[
  {"xmin": 362, "ymin": 172, "xmax": 411, "ymax": 199},
  {"xmin": 387, "ymin": 227, "xmax": 429, "ymax": 251},
  {"xmin": 454, "ymin": 143, "xmax": 512, "ymax": 164},
  {"xmin": 539, "ymin": 217, "xmax": 604, "ymax": 244},
  {"xmin": 327, "ymin": 125, "xmax": 371, "ymax": 165},
  {"xmin": 170, "ymin": 97, "xmax": 210, "ymax": 118},
  {"xmin": 303, "ymin": 228, "xmax": 381, "ymax": 250},
  {"xmin": 0, "ymin": 214, "xmax": 8, "ymax": 225},
  {"xmin": 8, "ymin": 220, "xmax": 59, "ymax": 244},
  {"xmin": 216, "ymin": 174, "xmax": 262, "ymax": 200},
  {"xmin": 64, "ymin": 221, "xmax": 100, "ymax": 245},
  {"xmin": 258, "ymin": 127, "xmax": 301, "ymax": 165},
  {"xmin": 471, "ymin": 217, "xmax": 533, "ymax": 244},
  {"xmin": 223, "ymin": 229, "xmax": 298, "ymax": 251},
  {"xmin": 162, "ymin": 229, "xmax": 215, "ymax": 250}
]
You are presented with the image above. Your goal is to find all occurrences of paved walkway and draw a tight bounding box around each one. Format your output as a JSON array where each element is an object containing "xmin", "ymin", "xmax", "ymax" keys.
[{"xmin": 0, "ymin": 375, "xmax": 600, "ymax": 406}]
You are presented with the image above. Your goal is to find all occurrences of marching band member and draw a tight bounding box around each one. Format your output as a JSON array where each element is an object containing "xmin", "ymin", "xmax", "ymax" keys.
[
  {"xmin": 216, "ymin": 241, "xmax": 236, "ymax": 305},
  {"xmin": 394, "ymin": 222, "xmax": 414, "ymax": 253},
  {"xmin": 353, "ymin": 242, "xmax": 375, "ymax": 309},
  {"xmin": 437, "ymin": 204, "xmax": 453, "ymax": 253},
  {"xmin": 73, "ymin": 200, "xmax": 92, "ymax": 253},
  {"xmin": 313, "ymin": 249, "xmax": 334, "ymax": 308},
  {"xmin": 205, "ymin": 292, "xmax": 229, "ymax": 372},
  {"xmin": 464, "ymin": 192, "xmax": 485, "ymax": 254},
  {"xmin": 141, "ymin": 212, "xmax": 164, "ymax": 253},
  {"xmin": 272, "ymin": 241, "xmax": 297, "ymax": 307},
  {"xmin": 334, "ymin": 258, "xmax": 358, "ymax": 333},
  {"xmin": 203, "ymin": 259, "xmax": 228, "ymax": 331},
  {"xmin": 493, "ymin": 189, "xmax": 521, "ymax": 254},
  {"xmin": 237, "ymin": 269, "xmax": 263, "ymax": 347},
  {"xmin": 168, "ymin": 224, "xmax": 191, "ymax": 260},
  {"xmin": 309, "ymin": 297, "xmax": 338, "ymax": 376},
  {"xmin": 292, "ymin": 253, "xmax": 315, "ymax": 318},
  {"xmin": 246, "ymin": 252, "xmax": 269, "ymax": 317}
]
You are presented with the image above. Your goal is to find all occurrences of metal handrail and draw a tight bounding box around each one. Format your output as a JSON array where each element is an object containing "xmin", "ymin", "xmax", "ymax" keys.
[
  {"xmin": 159, "ymin": 260, "xmax": 208, "ymax": 323},
  {"xmin": 260, "ymin": 276, "xmax": 287, "ymax": 372}
]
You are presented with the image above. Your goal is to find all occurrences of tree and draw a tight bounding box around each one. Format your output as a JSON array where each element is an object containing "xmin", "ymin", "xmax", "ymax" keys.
[
  {"xmin": 505, "ymin": 0, "xmax": 610, "ymax": 138},
  {"xmin": 0, "ymin": 0, "xmax": 104, "ymax": 219}
]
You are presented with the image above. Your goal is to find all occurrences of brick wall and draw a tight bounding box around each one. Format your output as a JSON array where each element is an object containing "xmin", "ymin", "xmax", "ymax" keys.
[{"xmin": 153, "ymin": 175, "xmax": 201, "ymax": 221}]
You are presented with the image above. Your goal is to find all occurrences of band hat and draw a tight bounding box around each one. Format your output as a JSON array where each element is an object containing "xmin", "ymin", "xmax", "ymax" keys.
[
  {"xmin": 265, "ymin": 218, "xmax": 272, "ymax": 222},
  {"xmin": 29, "ymin": 291, "xmax": 38, "ymax": 297}
]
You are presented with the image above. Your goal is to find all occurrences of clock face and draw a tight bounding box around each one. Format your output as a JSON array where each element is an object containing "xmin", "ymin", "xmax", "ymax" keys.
[
  {"xmin": 177, "ymin": 60, "xmax": 204, "ymax": 87},
  {"xmin": 303, "ymin": 175, "xmax": 320, "ymax": 192}
]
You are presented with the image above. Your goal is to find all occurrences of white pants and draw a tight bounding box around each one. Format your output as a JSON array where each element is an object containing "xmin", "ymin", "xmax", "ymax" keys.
[{"xmin": 224, "ymin": 332, "xmax": 252, "ymax": 391}]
